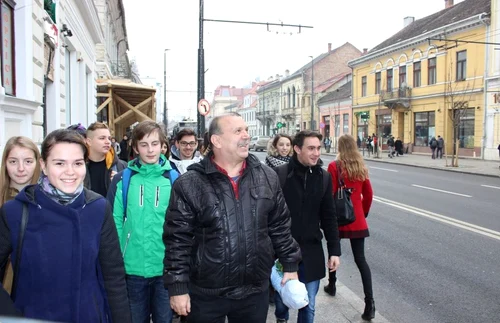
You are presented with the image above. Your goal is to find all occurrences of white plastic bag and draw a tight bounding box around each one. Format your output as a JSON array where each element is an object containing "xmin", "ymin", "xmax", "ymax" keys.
[{"xmin": 271, "ymin": 261, "xmax": 309, "ymax": 310}]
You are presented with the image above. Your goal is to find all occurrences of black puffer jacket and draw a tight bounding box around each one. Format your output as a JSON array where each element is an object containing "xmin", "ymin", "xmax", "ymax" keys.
[{"xmin": 163, "ymin": 153, "xmax": 301, "ymax": 299}]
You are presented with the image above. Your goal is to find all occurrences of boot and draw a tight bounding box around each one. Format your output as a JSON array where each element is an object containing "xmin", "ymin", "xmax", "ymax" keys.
[
  {"xmin": 323, "ymin": 271, "xmax": 336, "ymax": 296},
  {"xmin": 361, "ymin": 298, "xmax": 375, "ymax": 321}
]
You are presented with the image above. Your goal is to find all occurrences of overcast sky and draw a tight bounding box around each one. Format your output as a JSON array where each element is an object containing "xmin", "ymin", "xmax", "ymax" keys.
[{"xmin": 122, "ymin": 0, "xmax": 465, "ymax": 121}]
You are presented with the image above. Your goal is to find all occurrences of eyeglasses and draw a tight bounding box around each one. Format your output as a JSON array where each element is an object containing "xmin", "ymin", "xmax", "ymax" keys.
[{"xmin": 179, "ymin": 141, "xmax": 198, "ymax": 147}]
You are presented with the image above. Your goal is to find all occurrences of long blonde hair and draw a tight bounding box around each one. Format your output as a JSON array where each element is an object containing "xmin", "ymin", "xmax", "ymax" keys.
[
  {"xmin": 336, "ymin": 134, "xmax": 368, "ymax": 181},
  {"xmin": 0, "ymin": 136, "xmax": 41, "ymax": 205}
]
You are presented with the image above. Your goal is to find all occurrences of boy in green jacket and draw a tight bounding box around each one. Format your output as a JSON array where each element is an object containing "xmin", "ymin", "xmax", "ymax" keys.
[{"xmin": 107, "ymin": 121, "xmax": 178, "ymax": 323}]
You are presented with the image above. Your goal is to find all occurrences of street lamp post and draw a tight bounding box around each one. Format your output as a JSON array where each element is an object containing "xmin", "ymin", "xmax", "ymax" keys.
[
  {"xmin": 163, "ymin": 49, "xmax": 170, "ymax": 135},
  {"xmin": 197, "ymin": 0, "xmax": 205, "ymax": 137},
  {"xmin": 309, "ymin": 56, "xmax": 314, "ymax": 130}
]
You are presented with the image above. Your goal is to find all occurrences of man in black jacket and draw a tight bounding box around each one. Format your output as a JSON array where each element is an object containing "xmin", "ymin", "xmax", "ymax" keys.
[
  {"xmin": 163, "ymin": 112, "xmax": 301, "ymax": 323},
  {"xmin": 274, "ymin": 130, "xmax": 340, "ymax": 323}
]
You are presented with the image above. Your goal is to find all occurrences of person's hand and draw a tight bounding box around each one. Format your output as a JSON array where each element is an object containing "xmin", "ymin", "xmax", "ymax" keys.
[
  {"xmin": 281, "ymin": 271, "xmax": 299, "ymax": 286},
  {"xmin": 170, "ymin": 294, "xmax": 191, "ymax": 316},
  {"xmin": 327, "ymin": 256, "xmax": 340, "ymax": 272}
]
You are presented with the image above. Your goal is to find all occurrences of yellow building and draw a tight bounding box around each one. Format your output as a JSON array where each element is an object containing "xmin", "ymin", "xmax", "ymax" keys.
[{"xmin": 349, "ymin": 0, "xmax": 490, "ymax": 157}]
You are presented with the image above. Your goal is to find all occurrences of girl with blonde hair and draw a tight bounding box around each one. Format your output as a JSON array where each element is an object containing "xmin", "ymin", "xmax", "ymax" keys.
[
  {"xmin": 0, "ymin": 136, "xmax": 41, "ymax": 299},
  {"xmin": 326, "ymin": 134, "xmax": 375, "ymax": 321}
]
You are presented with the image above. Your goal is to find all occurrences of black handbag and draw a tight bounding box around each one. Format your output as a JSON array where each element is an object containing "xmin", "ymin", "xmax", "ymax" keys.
[{"xmin": 333, "ymin": 161, "xmax": 355, "ymax": 226}]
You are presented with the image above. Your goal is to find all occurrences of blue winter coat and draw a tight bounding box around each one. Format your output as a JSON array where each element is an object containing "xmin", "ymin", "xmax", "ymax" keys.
[{"xmin": 0, "ymin": 185, "xmax": 132, "ymax": 323}]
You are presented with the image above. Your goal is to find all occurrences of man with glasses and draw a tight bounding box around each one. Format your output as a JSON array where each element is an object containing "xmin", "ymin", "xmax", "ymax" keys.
[{"xmin": 169, "ymin": 129, "xmax": 202, "ymax": 174}]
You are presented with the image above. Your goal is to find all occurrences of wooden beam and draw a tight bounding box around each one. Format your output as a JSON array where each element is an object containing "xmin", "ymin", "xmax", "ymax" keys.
[
  {"xmin": 95, "ymin": 97, "xmax": 112, "ymax": 114},
  {"xmin": 114, "ymin": 97, "xmax": 152, "ymax": 124},
  {"xmin": 108, "ymin": 87, "xmax": 115, "ymax": 136},
  {"xmin": 113, "ymin": 95, "xmax": 153, "ymax": 123},
  {"xmin": 96, "ymin": 93, "xmax": 110, "ymax": 98}
]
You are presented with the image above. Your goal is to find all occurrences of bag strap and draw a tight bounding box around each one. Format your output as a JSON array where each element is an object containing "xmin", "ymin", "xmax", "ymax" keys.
[
  {"xmin": 121, "ymin": 168, "xmax": 133, "ymax": 222},
  {"xmin": 11, "ymin": 203, "xmax": 29, "ymax": 301}
]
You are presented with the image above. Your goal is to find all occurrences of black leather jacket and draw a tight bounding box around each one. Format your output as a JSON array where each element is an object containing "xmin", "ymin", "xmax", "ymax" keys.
[{"xmin": 163, "ymin": 153, "xmax": 301, "ymax": 299}]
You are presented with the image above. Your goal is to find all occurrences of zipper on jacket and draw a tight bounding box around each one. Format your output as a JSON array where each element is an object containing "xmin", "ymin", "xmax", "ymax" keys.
[
  {"xmin": 139, "ymin": 185, "xmax": 144, "ymax": 206},
  {"xmin": 304, "ymin": 170, "xmax": 308, "ymax": 190},
  {"xmin": 123, "ymin": 231, "xmax": 131, "ymax": 257},
  {"xmin": 235, "ymin": 199, "xmax": 246, "ymax": 284},
  {"xmin": 155, "ymin": 186, "xmax": 160, "ymax": 207}
]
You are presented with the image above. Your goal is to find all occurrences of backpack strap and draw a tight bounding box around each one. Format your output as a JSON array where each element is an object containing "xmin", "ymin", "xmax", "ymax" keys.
[
  {"xmin": 121, "ymin": 168, "xmax": 133, "ymax": 222},
  {"xmin": 11, "ymin": 203, "xmax": 29, "ymax": 301}
]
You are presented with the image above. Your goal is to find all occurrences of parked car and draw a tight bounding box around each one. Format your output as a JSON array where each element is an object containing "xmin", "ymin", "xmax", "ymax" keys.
[{"xmin": 250, "ymin": 136, "xmax": 271, "ymax": 151}]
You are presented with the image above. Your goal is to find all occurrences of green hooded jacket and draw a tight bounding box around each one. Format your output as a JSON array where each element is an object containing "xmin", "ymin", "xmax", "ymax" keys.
[{"xmin": 107, "ymin": 156, "xmax": 174, "ymax": 278}]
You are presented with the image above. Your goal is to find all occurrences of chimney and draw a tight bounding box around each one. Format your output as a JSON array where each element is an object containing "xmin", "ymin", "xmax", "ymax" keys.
[
  {"xmin": 445, "ymin": 0, "xmax": 453, "ymax": 9},
  {"xmin": 404, "ymin": 16, "xmax": 414, "ymax": 28},
  {"xmin": 363, "ymin": 48, "xmax": 368, "ymax": 55},
  {"xmin": 285, "ymin": 69, "xmax": 290, "ymax": 77},
  {"xmin": 328, "ymin": 43, "xmax": 332, "ymax": 52}
]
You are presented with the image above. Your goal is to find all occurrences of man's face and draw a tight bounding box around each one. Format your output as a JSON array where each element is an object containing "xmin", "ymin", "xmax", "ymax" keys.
[
  {"xmin": 212, "ymin": 116, "xmax": 250, "ymax": 162},
  {"xmin": 134, "ymin": 131, "xmax": 162, "ymax": 165},
  {"xmin": 175, "ymin": 135, "xmax": 197, "ymax": 160},
  {"xmin": 86, "ymin": 129, "xmax": 111, "ymax": 156},
  {"xmin": 294, "ymin": 137, "xmax": 321, "ymax": 167}
]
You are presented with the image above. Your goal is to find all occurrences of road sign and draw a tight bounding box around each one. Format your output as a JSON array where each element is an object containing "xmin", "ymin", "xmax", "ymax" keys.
[
  {"xmin": 319, "ymin": 122, "xmax": 325, "ymax": 129},
  {"xmin": 198, "ymin": 99, "xmax": 210, "ymax": 116},
  {"xmin": 276, "ymin": 122, "xmax": 283, "ymax": 129}
]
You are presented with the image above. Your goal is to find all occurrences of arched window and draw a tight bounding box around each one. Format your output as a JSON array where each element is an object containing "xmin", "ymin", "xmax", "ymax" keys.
[
  {"xmin": 287, "ymin": 88, "xmax": 291, "ymax": 108},
  {"xmin": 292, "ymin": 86, "xmax": 296, "ymax": 107}
]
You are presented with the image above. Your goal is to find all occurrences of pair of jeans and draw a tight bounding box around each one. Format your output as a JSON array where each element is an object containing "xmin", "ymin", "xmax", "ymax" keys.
[
  {"xmin": 126, "ymin": 275, "xmax": 172, "ymax": 323},
  {"xmin": 275, "ymin": 264, "xmax": 320, "ymax": 323},
  {"xmin": 188, "ymin": 288, "xmax": 269, "ymax": 323}
]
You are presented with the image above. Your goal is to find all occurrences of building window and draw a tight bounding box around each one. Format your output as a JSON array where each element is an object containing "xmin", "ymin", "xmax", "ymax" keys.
[
  {"xmin": 428, "ymin": 57, "xmax": 437, "ymax": 85},
  {"xmin": 292, "ymin": 86, "xmax": 296, "ymax": 107},
  {"xmin": 456, "ymin": 108, "xmax": 474, "ymax": 148},
  {"xmin": 413, "ymin": 62, "xmax": 421, "ymax": 87},
  {"xmin": 376, "ymin": 114, "xmax": 392, "ymax": 144},
  {"xmin": 387, "ymin": 69, "xmax": 393, "ymax": 91},
  {"xmin": 1, "ymin": 0, "xmax": 15, "ymax": 95},
  {"xmin": 456, "ymin": 50, "xmax": 467, "ymax": 81},
  {"xmin": 361, "ymin": 76, "xmax": 367, "ymax": 97},
  {"xmin": 357, "ymin": 114, "xmax": 368, "ymax": 142},
  {"xmin": 287, "ymin": 88, "xmax": 291, "ymax": 108},
  {"xmin": 399, "ymin": 66, "xmax": 406, "ymax": 87},
  {"xmin": 343, "ymin": 113, "xmax": 349, "ymax": 134},
  {"xmin": 414, "ymin": 111, "xmax": 435, "ymax": 146},
  {"xmin": 334, "ymin": 115, "xmax": 341, "ymax": 139},
  {"xmin": 375, "ymin": 72, "xmax": 381, "ymax": 94}
]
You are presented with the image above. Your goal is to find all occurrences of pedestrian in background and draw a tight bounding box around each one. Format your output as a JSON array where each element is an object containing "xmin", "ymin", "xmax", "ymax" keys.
[
  {"xmin": 372, "ymin": 134, "xmax": 378, "ymax": 155},
  {"xmin": 274, "ymin": 130, "xmax": 340, "ymax": 323},
  {"xmin": 394, "ymin": 137, "xmax": 403, "ymax": 156},
  {"xmin": 119, "ymin": 134, "xmax": 130, "ymax": 162},
  {"xmin": 437, "ymin": 135, "xmax": 444, "ymax": 159},
  {"xmin": 83, "ymin": 122, "xmax": 127, "ymax": 197},
  {"xmin": 326, "ymin": 134, "xmax": 375, "ymax": 321},
  {"xmin": 0, "ymin": 129, "xmax": 131, "ymax": 322},
  {"xmin": 265, "ymin": 134, "xmax": 293, "ymax": 168},
  {"xmin": 169, "ymin": 128, "xmax": 202, "ymax": 174},
  {"xmin": 0, "ymin": 136, "xmax": 41, "ymax": 296},
  {"xmin": 387, "ymin": 136, "xmax": 395, "ymax": 158},
  {"xmin": 111, "ymin": 137, "xmax": 121, "ymax": 156},
  {"xmin": 429, "ymin": 136, "xmax": 438, "ymax": 159},
  {"xmin": 108, "ymin": 121, "xmax": 178, "ymax": 323},
  {"xmin": 163, "ymin": 113, "xmax": 301, "ymax": 323}
]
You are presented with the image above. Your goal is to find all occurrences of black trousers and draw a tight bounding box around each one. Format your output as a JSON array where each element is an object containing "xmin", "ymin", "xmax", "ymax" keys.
[
  {"xmin": 328, "ymin": 238, "xmax": 373, "ymax": 299},
  {"xmin": 187, "ymin": 289, "xmax": 269, "ymax": 323}
]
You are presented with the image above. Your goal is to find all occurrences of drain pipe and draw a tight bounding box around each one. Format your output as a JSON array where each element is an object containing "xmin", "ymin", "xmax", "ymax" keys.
[
  {"xmin": 481, "ymin": 13, "xmax": 490, "ymax": 159},
  {"xmin": 41, "ymin": 46, "xmax": 54, "ymax": 138}
]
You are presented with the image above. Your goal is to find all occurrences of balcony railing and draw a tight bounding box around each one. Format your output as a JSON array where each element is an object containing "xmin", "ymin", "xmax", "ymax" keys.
[{"xmin": 380, "ymin": 87, "xmax": 412, "ymax": 108}]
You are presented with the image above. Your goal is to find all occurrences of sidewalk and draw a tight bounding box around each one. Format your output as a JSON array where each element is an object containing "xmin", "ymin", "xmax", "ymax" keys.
[
  {"xmin": 324, "ymin": 150, "xmax": 500, "ymax": 178},
  {"xmin": 266, "ymin": 278, "xmax": 390, "ymax": 322}
]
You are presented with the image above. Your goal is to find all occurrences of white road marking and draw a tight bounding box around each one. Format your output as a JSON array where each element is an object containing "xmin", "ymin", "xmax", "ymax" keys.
[
  {"xmin": 374, "ymin": 196, "xmax": 500, "ymax": 241},
  {"xmin": 481, "ymin": 184, "xmax": 500, "ymax": 190},
  {"xmin": 369, "ymin": 166, "xmax": 399, "ymax": 173},
  {"xmin": 411, "ymin": 184, "xmax": 472, "ymax": 198}
]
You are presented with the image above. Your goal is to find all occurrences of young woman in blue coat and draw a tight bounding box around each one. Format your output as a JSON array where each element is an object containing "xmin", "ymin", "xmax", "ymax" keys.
[{"xmin": 0, "ymin": 129, "xmax": 132, "ymax": 323}]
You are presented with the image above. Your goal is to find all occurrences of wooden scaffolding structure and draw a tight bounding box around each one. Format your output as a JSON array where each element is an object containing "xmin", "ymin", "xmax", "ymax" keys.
[{"xmin": 96, "ymin": 79, "xmax": 157, "ymax": 139}]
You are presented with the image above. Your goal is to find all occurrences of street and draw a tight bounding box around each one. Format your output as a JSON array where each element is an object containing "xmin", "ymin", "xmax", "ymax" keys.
[{"xmin": 252, "ymin": 151, "xmax": 500, "ymax": 323}]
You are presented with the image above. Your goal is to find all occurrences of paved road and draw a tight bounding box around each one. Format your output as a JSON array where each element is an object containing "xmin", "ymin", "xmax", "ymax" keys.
[{"xmin": 252, "ymin": 151, "xmax": 500, "ymax": 323}]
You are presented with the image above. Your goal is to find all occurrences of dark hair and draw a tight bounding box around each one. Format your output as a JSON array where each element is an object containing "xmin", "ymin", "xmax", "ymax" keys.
[
  {"xmin": 41, "ymin": 129, "xmax": 88, "ymax": 162},
  {"xmin": 208, "ymin": 112, "xmax": 241, "ymax": 150},
  {"xmin": 131, "ymin": 121, "xmax": 166, "ymax": 150},
  {"xmin": 292, "ymin": 130, "xmax": 322, "ymax": 152},
  {"xmin": 66, "ymin": 123, "xmax": 87, "ymax": 138},
  {"xmin": 175, "ymin": 128, "xmax": 197, "ymax": 142}
]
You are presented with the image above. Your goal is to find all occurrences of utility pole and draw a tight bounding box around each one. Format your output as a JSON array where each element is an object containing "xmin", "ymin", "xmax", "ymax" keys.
[
  {"xmin": 164, "ymin": 49, "xmax": 169, "ymax": 135},
  {"xmin": 197, "ymin": 0, "xmax": 205, "ymax": 137},
  {"xmin": 309, "ymin": 56, "xmax": 315, "ymax": 130},
  {"xmin": 197, "ymin": 2, "xmax": 312, "ymax": 136}
]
